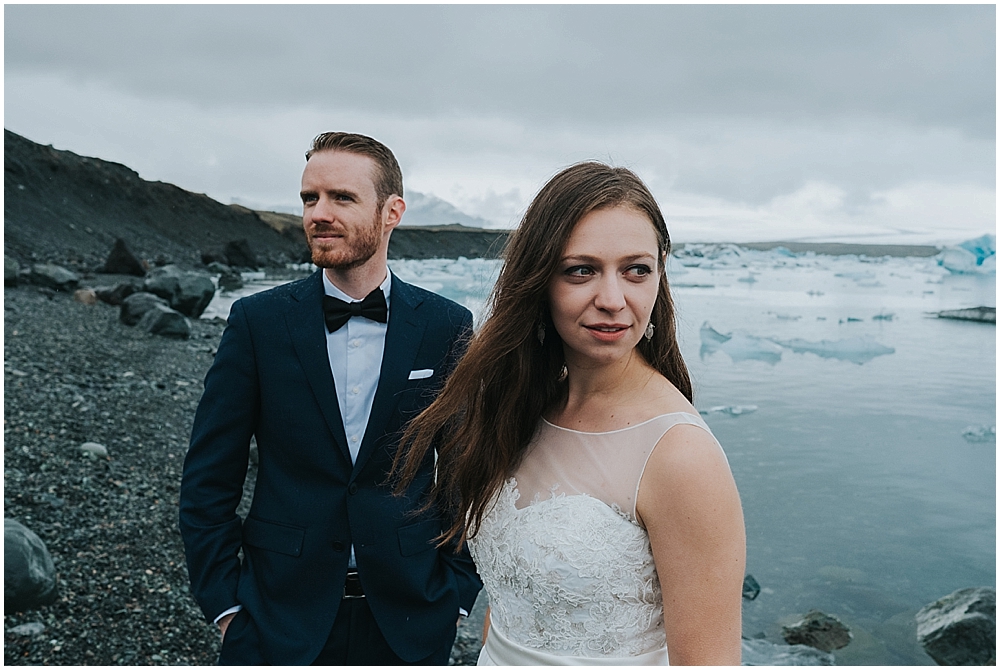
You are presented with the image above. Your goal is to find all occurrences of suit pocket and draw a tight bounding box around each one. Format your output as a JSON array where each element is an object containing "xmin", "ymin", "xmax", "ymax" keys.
[
  {"xmin": 397, "ymin": 519, "xmax": 441, "ymax": 557},
  {"xmin": 243, "ymin": 517, "xmax": 305, "ymax": 557}
]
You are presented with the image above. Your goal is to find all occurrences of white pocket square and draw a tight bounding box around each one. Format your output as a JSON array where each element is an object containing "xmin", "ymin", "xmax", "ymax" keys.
[{"xmin": 408, "ymin": 369, "xmax": 434, "ymax": 380}]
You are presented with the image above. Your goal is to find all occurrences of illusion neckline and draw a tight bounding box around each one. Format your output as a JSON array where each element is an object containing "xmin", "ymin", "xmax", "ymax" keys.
[{"xmin": 541, "ymin": 411, "xmax": 703, "ymax": 436}]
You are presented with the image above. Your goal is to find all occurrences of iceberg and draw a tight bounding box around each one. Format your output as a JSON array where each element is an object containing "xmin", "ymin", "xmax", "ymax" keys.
[
  {"xmin": 700, "ymin": 322, "xmax": 784, "ymax": 364},
  {"xmin": 773, "ymin": 336, "xmax": 895, "ymax": 365},
  {"xmin": 939, "ymin": 234, "xmax": 996, "ymax": 274}
]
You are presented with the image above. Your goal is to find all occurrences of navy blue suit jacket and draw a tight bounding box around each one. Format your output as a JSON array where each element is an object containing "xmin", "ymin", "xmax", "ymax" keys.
[{"xmin": 179, "ymin": 271, "xmax": 481, "ymax": 663}]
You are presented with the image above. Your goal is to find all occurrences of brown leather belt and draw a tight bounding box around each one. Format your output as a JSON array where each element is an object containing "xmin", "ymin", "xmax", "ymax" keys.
[{"xmin": 343, "ymin": 569, "xmax": 365, "ymax": 599}]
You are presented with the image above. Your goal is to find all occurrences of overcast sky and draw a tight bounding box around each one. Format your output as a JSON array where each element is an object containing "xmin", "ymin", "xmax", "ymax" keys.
[{"xmin": 5, "ymin": 4, "xmax": 995, "ymax": 244}]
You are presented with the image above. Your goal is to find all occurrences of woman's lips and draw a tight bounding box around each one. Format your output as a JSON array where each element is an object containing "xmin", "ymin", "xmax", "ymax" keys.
[{"xmin": 583, "ymin": 323, "xmax": 630, "ymax": 342}]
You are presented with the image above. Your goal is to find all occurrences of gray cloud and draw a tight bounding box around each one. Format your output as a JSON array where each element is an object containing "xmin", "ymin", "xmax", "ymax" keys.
[
  {"xmin": 6, "ymin": 5, "xmax": 993, "ymax": 135},
  {"xmin": 4, "ymin": 4, "xmax": 994, "ymax": 243}
]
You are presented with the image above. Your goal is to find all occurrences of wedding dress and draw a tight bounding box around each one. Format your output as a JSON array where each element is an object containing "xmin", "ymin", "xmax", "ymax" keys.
[{"xmin": 468, "ymin": 412, "xmax": 720, "ymax": 665}]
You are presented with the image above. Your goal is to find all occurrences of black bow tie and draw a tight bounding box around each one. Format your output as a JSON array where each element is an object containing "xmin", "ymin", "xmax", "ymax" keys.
[{"xmin": 323, "ymin": 288, "xmax": 388, "ymax": 332}]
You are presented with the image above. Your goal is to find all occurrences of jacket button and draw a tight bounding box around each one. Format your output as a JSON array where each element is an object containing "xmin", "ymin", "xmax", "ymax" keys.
[
  {"xmin": 348, "ymin": 483, "xmax": 358, "ymax": 495},
  {"xmin": 332, "ymin": 541, "xmax": 345, "ymax": 552}
]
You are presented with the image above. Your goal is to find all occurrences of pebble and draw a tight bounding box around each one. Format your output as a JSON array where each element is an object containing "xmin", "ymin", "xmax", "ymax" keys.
[
  {"xmin": 79, "ymin": 442, "xmax": 109, "ymax": 459},
  {"xmin": 8, "ymin": 623, "xmax": 45, "ymax": 636}
]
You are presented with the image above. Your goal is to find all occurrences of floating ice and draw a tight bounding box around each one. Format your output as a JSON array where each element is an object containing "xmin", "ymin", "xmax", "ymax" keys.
[
  {"xmin": 872, "ymin": 313, "xmax": 895, "ymax": 321},
  {"xmin": 738, "ymin": 274, "xmax": 758, "ymax": 284},
  {"xmin": 699, "ymin": 322, "xmax": 784, "ymax": 364},
  {"xmin": 958, "ymin": 234, "xmax": 996, "ymax": 262},
  {"xmin": 961, "ymin": 425, "xmax": 996, "ymax": 443},
  {"xmin": 703, "ymin": 405, "xmax": 759, "ymax": 417},
  {"xmin": 939, "ymin": 234, "xmax": 996, "ymax": 274},
  {"xmin": 773, "ymin": 336, "xmax": 895, "ymax": 365}
]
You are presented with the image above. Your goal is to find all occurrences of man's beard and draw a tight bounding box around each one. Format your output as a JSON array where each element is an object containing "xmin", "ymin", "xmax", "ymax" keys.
[{"xmin": 307, "ymin": 209, "xmax": 382, "ymax": 270}]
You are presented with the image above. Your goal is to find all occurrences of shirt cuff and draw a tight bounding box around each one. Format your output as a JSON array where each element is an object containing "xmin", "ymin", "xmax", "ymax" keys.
[
  {"xmin": 459, "ymin": 608, "xmax": 469, "ymax": 618},
  {"xmin": 214, "ymin": 605, "xmax": 242, "ymax": 625}
]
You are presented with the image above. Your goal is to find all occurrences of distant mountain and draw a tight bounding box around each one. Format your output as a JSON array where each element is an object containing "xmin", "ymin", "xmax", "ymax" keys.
[
  {"xmin": 232, "ymin": 190, "xmax": 498, "ymax": 229},
  {"xmin": 401, "ymin": 192, "xmax": 496, "ymax": 228}
]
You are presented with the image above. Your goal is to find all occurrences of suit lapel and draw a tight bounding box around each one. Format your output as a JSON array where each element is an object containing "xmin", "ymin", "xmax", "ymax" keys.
[
  {"xmin": 352, "ymin": 275, "xmax": 426, "ymax": 477},
  {"xmin": 285, "ymin": 271, "xmax": 352, "ymax": 464}
]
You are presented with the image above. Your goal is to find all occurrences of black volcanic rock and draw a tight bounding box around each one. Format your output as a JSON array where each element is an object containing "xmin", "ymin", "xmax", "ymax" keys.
[
  {"xmin": 4, "ymin": 130, "xmax": 305, "ymax": 268},
  {"xmin": 224, "ymin": 239, "xmax": 259, "ymax": 269},
  {"xmin": 102, "ymin": 238, "xmax": 147, "ymax": 276}
]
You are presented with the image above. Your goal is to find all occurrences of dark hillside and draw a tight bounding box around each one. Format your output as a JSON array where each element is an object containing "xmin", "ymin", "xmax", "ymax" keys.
[{"xmin": 4, "ymin": 130, "xmax": 308, "ymax": 269}]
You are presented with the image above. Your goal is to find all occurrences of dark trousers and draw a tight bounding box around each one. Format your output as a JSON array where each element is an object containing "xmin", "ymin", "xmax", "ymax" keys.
[
  {"xmin": 313, "ymin": 598, "xmax": 456, "ymax": 665},
  {"xmin": 218, "ymin": 599, "xmax": 456, "ymax": 665}
]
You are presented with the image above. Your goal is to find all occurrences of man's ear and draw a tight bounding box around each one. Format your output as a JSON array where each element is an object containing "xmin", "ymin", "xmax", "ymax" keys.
[{"xmin": 382, "ymin": 195, "xmax": 406, "ymax": 232}]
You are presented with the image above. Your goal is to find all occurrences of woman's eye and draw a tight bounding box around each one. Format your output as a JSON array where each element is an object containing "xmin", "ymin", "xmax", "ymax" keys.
[
  {"xmin": 627, "ymin": 264, "xmax": 653, "ymax": 277},
  {"xmin": 565, "ymin": 265, "xmax": 594, "ymax": 277}
]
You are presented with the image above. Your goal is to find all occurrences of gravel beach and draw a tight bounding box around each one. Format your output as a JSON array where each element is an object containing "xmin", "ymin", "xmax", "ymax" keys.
[{"xmin": 3, "ymin": 281, "xmax": 484, "ymax": 665}]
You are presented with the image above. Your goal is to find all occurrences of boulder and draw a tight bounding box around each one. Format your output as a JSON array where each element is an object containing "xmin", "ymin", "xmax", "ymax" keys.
[
  {"xmin": 143, "ymin": 265, "xmax": 215, "ymax": 318},
  {"xmin": 916, "ymin": 587, "xmax": 995, "ymax": 665},
  {"xmin": 741, "ymin": 638, "xmax": 835, "ymax": 665},
  {"xmin": 224, "ymin": 238, "xmax": 259, "ymax": 269},
  {"xmin": 201, "ymin": 250, "xmax": 229, "ymax": 266},
  {"xmin": 79, "ymin": 442, "xmax": 109, "ymax": 459},
  {"xmin": 27, "ymin": 263, "xmax": 79, "ymax": 291},
  {"xmin": 95, "ymin": 281, "xmax": 141, "ymax": 306},
  {"xmin": 5, "ymin": 255, "xmax": 20, "ymax": 286},
  {"xmin": 138, "ymin": 303, "xmax": 192, "ymax": 339},
  {"xmin": 4, "ymin": 519, "xmax": 58, "ymax": 612},
  {"xmin": 120, "ymin": 292, "xmax": 170, "ymax": 326},
  {"xmin": 782, "ymin": 610, "xmax": 852, "ymax": 652},
  {"xmin": 102, "ymin": 238, "xmax": 146, "ymax": 276},
  {"xmin": 743, "ymin": 574, "xmax": 761, "ymax": 600},
  {"xmin": 73, "ymin": 288, "xmax": 98, "ymax": 305},
  {"xmin": 219, "ymin": 270, "xmax": 244, "ymax": 291}
]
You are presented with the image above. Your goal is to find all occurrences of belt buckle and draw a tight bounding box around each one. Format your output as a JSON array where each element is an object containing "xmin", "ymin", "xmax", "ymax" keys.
[{"xmin": 343, "ymin": 570, "xmax": 365, "ymax": 599}]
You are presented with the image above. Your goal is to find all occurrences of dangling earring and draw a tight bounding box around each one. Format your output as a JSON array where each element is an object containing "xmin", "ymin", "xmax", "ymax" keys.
[
  {"xmin": 537, "ymin": 321, "xmax": 546, "ymax": 345},
  {"xmin": 645, "ymin": 321, "xmax": 655, "ymax": 341},
  {"xmin": 558, "ymin": 364, "xmax": 568, "ymax": 381}
]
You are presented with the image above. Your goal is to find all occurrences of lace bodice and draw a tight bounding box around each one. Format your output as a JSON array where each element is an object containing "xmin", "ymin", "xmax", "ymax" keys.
[{"xmin": 468, "ymin": 412, "xmax": 717, "ymax": 660}]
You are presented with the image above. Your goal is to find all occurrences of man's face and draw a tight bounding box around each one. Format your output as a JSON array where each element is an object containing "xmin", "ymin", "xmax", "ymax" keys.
[{"xmin": 300, "ymin": 150, "xmax": 386, "ymax": 270}]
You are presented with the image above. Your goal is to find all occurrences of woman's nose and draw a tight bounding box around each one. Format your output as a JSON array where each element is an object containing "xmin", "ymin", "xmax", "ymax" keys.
[{"xmin": 594, "ymin": 275, "xmax": 626, "ymax": 312}]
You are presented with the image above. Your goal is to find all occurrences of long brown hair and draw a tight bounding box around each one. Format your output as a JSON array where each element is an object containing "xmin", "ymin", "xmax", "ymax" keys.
[{"xmin": 393, "ymin": 162, "xmax": 692, "ymax": 545}]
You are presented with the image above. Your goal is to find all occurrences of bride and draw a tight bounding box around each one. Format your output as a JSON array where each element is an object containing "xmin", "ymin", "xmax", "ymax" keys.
[{"xmin": 395, "ymin": 162, "xmax": 745, "ymax": 665}]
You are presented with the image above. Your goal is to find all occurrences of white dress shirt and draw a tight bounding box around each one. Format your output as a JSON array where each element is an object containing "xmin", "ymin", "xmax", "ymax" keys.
[{"xmin": 322, "ymin": 271, "xmax": 391, "ymax": 465}]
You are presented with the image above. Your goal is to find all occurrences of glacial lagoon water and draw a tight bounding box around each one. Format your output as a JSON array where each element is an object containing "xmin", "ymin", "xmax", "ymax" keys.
[{"xmin": 203, "ymin": 247, "xmax": 995, "ymax": 665}]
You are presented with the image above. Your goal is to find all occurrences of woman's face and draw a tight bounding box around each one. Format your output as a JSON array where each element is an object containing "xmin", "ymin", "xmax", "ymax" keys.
[{"xmin": 547, "ymin": 205, "xmax": 662, "ymax": 368}]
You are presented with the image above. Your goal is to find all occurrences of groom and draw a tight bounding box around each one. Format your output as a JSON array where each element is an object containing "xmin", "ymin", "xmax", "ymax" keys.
[{"xmin": 179, "ymin": 132, "xmax": 481, "ymax": 664}]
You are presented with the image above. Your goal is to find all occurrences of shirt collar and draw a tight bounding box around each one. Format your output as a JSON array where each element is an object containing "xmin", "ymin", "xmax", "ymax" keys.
[{"xmin": 322, "ymin": 269, "xmax": 392, "ymax": 306}]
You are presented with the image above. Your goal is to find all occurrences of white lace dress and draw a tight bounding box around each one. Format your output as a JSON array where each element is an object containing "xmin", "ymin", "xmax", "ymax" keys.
[{"xmin": 468, "ymin": 412, "xmax": 719, "ymax": 665}]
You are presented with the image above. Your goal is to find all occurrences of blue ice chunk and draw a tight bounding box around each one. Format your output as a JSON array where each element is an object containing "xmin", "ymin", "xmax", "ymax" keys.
[
  {"xmin": 939, "ymin": 234, "xmax": 996, "ymax": 274},
  {"xmin": 957, "ymin": 234, "xmax": 996, "ymax": 265},
  {"xmin": 700, "ymin": 322, "xmax": 783, "ymax": 364},
  {"xmin": 773, "ymin": 336, "xmax": 895, "ymax": 365}
]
